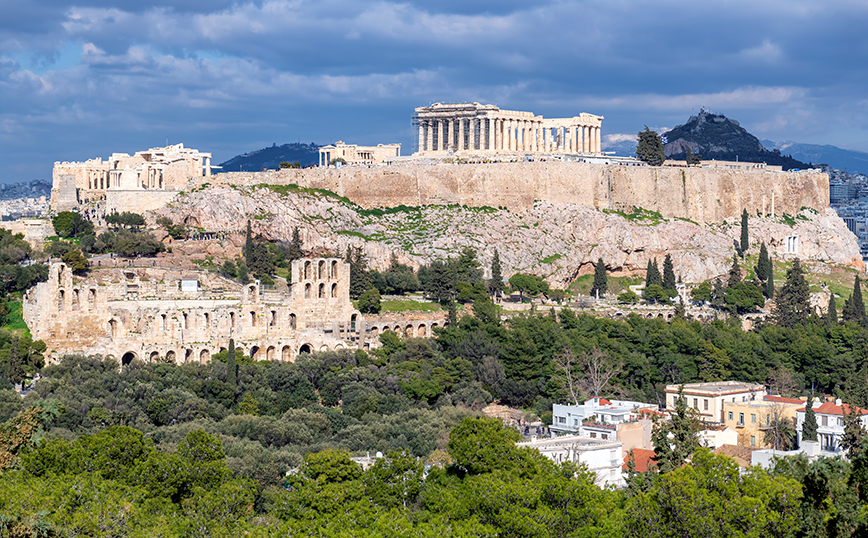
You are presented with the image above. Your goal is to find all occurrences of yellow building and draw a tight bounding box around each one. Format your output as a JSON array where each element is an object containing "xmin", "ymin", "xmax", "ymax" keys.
[{"xmin": 723, "ymin": 395, "xmax": 804, "ymax": 448}]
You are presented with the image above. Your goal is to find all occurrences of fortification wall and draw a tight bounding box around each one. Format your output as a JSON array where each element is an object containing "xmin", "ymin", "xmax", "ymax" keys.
[
  {"xmin": 209, "ymin": 162, "xmax": 829, "ymax": 223},
  {"xmin": 106, "ymin": 190, "xmax": 180, "ymax": 215}
]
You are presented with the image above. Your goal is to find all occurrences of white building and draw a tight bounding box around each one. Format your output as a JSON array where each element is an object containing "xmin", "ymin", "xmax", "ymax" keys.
[
  {"xmin": 665, "ymin": 382, "xmax": 766, "ymax": 423},
  {"xmin": 518, "ymin": 435, "xmax": 625, "ymax": 488},
  {"xmin": 795, "ymin": 399, "xmax": 868, "ymax": 454},
  {"xmin": 551, "ymin": 397, "xmax": 659, "ymax": 437}
]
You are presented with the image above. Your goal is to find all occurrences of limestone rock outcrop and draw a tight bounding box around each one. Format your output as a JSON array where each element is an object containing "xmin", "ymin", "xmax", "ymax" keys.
[{"xmin": 153, "ymin": 185, "xmax": 863, "ymax": 287}]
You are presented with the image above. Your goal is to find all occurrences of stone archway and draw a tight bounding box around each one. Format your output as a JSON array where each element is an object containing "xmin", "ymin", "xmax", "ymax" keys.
[
  {"xmin": 282, "ymin": 345, "xmax": 292, "ymax": 362},
  {"xmin": 165, "ymin": 350, "xmax": 176, "ymax": 363},
  {"xmin": 299, "ymin": 343, "xmax": 312, "ymax": 355},
  {"xmin": 200, "ymin": 349, "xmax": 210, "ymax": 363},
  {"xmin": 121, "ymin": 351, "xmax": 137, "ymax": 366},
  {"xmin": 266, "ymin": 346, "xmax": 276, "ymax": 361},
  {"xmin": 149, "ymin": 351, "xmax": 160, "ymax": 362}
]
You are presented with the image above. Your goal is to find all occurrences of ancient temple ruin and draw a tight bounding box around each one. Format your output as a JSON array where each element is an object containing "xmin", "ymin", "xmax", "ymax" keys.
[
  {"xmin": 24, "ymin": 259, "xmax": 446, "ymax": 366},
  {"xmin": 412, "ymin": 102, "xmax": 604, "ymax": 156}
]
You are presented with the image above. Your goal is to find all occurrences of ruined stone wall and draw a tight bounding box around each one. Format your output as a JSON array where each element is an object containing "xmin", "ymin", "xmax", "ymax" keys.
[
  {"xmin": 208, "ymin": 162, "xmax": 829, "ymax": 223},
  {"xmin": 23, "ymin": 258, "xmax": 442, "ymax": 365},
  {"xmin": 0, "ymin": 219, "xmax": 55, "ymax": 249},
  {"xmin": 105, "ymin": 190, "xmax": 180, "ymax": 215}
]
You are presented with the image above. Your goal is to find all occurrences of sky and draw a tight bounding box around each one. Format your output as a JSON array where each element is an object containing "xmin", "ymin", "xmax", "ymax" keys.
[{"xmin": 2, "ymin": 0, "xmax": 868, "ymax": 183}]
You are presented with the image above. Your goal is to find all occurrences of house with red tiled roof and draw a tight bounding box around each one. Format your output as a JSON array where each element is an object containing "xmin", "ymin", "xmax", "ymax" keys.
[
  {"xmin": 623, "ymin": 448, "xmax": 656, "ymax": 473},
  {"xmin": 796, "ymin": 398, "xmax": 868, "ymax": 453}
]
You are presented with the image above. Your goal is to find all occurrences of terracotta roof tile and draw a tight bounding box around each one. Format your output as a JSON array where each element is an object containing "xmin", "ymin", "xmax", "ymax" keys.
[{"xmin": 623, "ymin": 448, "xmax": 656, "ymax": 473}]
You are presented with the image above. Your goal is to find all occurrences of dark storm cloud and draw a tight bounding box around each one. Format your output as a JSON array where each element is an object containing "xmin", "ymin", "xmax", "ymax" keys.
[{"xmin": 1, "ymin": 0, "xmax": 867, "ymax": 182}]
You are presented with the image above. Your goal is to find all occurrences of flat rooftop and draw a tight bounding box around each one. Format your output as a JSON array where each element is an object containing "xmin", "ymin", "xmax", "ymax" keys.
[{"xmin": 665, "ymin": 381, "xmax": 765, "ymax": 396}]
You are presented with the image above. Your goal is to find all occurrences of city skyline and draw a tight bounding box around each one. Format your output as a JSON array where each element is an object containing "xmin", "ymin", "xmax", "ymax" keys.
[{"xmin": 2, "ymin": 0, "xmax": 868, "ymax": 183}]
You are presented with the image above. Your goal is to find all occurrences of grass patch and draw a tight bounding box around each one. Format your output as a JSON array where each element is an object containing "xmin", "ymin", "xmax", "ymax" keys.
[
  {"xmin": 3, "ymin": 301, "xmax": 31, "ymax": 338},
  {"xmin": 540, "ymin": 254, "xmax": 562, "ymax": 264},
  {"xmin": 602, "ymin": 206, "xmax": 664, "ymax": 225}
]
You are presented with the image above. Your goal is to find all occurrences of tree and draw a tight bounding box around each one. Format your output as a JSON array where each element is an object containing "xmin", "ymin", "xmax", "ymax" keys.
[
  {"xmin": 357, "ymin": 288, "xmax": 382, "ymax": 314},
  {"xmin": 740, "ymin": 208, "xmax": 749, "ymax": 253},
  {"xmin": 346, "ymin": 246, "xmax": 371, "ymax": 299},
  {"xmin": 618, "ymin": 289, "xmax": 640, "ymax": 304},
  {"xmin": 508, "ymin": 273, "xmax": 549, "ymax": 301},
  {"xmin": 765, "ymin": 265, "xmax": 775, "ymax": 299},
  {"xmin": 226, "ymin": 338, "xmax": 237, "ymax": 390},
  {"xmin": 827, "ymin": 293, "xmax": 838, "ymax": 326},
  {"xmin": 685, "ymin": 147, "xmax": 702, "ymax": 165},
  {"xmin": 652, "ymin": 385, "xmax": 699, "ymax": 474},
  {"xmin": 636, "ymin": 126, "xmax": 665, "ymax": 166},
  {"xmin": 577, "ymin": 347, "xmax": 622, "ymax": 398},
  {"xmin": 52, "ymin": 211, "xmax": 93, "ymax": 238},
  {"xmin": 590, "ymin": 257, "xmax": 607, "ymax": 298},
  {"xmin": 763, "ymin": 412, "xmax": 796, "ymax": 451},
  {"xmin": 662, "ymin": 254, "xmax": 676, "ymax": 292},
  {"xmin": 446, "ymin": 417, "xmax": 522, "ymax": 476},
  {"xmin": 643, "ymin": 284, "xmax": 669, "ymax": 304},
  {"xmin": 645, "ymin": 258, "xmax": 662, "ymax": 288},
  {"xmin": 691, "ymin": 281, "xmax": 712, "ymax": 304},
  {"xmin": 238, "ymin": 392, "xmax": 259, "ymax": 415},
  {"xmin": 841, "ymin": 404, "xmax": 867, "ymax": 459},
  {"xmin": 756, "ymin": 242, "xmax": 771, "ymax": 282},
  {"xmin": 288, "ymin": 227, "xmax": 304, "ymax": 261},
  {"xmin": 842, "ymin": 275, "xmax": 865, "ymax": 323},
  {"xmin": 61, "ymin": 248, "xmax": 88, "ymax": 273},
  {"xmin": 553, "ymin": 348, "xmax": 581, "ymax": 405},
  {"xmin": 727, "ymin": 254, "xmax": 742, "ymax": 287},
  {"xmin": 488, "ymin": 248, "xmax": 504, "ymax": 297},
  {"xmin": 802, "ymin": 393, "xmax": 818, "ymax": 442},
  {"xmin": 724, "ymin": 281, "xmax": 764, "ymax": 314},
  {"xmin": 773, "ymin": 258, "xmax": 811, "ymax": 327},
  {"xmin": 243, "ymin": 221, "xmax": 254, "ymax": 264}
]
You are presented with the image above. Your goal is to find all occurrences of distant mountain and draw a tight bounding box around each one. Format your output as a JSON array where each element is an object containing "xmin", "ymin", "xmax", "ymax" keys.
[
  {"xmin": 602, "ymin": 137, "xmax": 638, "ymax": 157},
  {"xmin": 760, "ymin": 140, "xmax": 868, "ymax": 175},
  {"xmin": 218, "ymin": 143, "xmax": 321, "ymax": 171},
  {"xmin": 663, "ymin": 109, "xmax": 809, "ymax": 170}
]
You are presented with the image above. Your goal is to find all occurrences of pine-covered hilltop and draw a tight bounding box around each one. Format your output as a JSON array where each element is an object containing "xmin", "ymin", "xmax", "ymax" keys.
[
  {"xmin": 218, "ymin": 142, "xmax": 321, "ymax": 171},
  {"xmin": 664, "ymin": 109, "xmax": 810, "ymax": 170}
]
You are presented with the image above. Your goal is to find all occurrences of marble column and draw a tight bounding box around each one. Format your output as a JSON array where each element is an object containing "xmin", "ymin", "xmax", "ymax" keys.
[
  {"xmin": 582, "ymin": 126, "xmax": 588, "ymax": 153},
  {"xmin": 487, "ymin": 119, "xmax": 494, "ymax": 151},
  {"xmin": 437, "ymin": 120, "xmax": 444, "ymax": 151},
  {"xmin": 469, "ymin": 118, "xmax": 476, "ymax": 151},
  {"xmin": 418, "ymin": 123, "xmax": 425, "ymax": 153},
  {"xmin": 458, "ymin": 118, "xmax": 465, "ymax": 151},
  {"xmin": 595, "ymin": 127, "xmax": 601, "ymax": 154}
]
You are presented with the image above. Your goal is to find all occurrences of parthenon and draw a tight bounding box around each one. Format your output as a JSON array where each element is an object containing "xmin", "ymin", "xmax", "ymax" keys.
[{"xmin": 413, "ymin": 102, "xmax": 603, "ymax": 156}]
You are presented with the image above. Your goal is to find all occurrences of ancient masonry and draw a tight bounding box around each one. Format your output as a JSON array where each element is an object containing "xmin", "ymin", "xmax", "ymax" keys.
[
  {"xmin": 318, "ymin": 141, "xmax": 401, "ymax": 166},
  {"xmin": 210, "ymin": 162, "xmax": 830, "ymax": 224},
  {"xmin": 51, "ymin": 143, "xmax": 212, "ymax": 214},
  {"xmin": 412, "ymin": 102, "xmax": 604, "ymax": 155},
  {"xmin": 24, "ymin": 260, "xmax": 446, "ymax": 365}
]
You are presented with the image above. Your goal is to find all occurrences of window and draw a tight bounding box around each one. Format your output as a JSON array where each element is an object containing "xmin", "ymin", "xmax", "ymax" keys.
[
  {"xmin": 739, "ymin": 413, "xmax": 744, "ymax": 425},
  {"xmin": 728, "ymin": 411, "xmax": 733, "ymax": 421},
  {"xmin": 839, "ymin": 418, "xmax": 843, "ymax": 427},
  {"xmin": 766, "ymin": 414, "xmax": 770, "ymax": 426},
  {"xmin": 751, "ymin": 414, "xmax": 756, "ymax": 423},
  {"xmin": 601, "ymin": 434, "xmax": 607, "ymax": 440},
  {"xmin": 574, "ymin": 419, "xmax": 579, "ymax": 426},
  {"xmin": 704, "ymin": 399, "xmax": 709, "ymax": 411},
  {"xmin": 590, "ymin": 432, "xmax": 597, "ymax": 438},
  {"xmin": 558, "ymin": 417, "xmax": 566, "ymax": 424},
  {"xmin": 693, "ymin": 398, "xmax": 698, "ymax": 408},
  {"xmin": 750, "ymin": 436, "xmax": 756, "ymax": 447},
  {"xmin": 822, "ymin": 416, "xmax": 828, "ymax": 426}
]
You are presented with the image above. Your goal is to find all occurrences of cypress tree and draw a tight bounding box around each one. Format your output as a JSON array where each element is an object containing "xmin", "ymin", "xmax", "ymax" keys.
[
  {"xmin": 756, "ymin": 243, "xmax": 770, "ymax": 282},
  {"xmin": 227, "ymin": 338, "xmax": 237, "ymax": 389},
  {"xmin": 740, "ymin": 209, "xmax": 749, "ymax": 253},
  {"xmin": 662, "ymin": 254, "xmax": 676, "ymax": 292},
  {"xmin": 802, "ymin": 393, "xmax": 818, "ymax": 442},
  {"xmin": 646, "ymin": 258, "xmax": 662, "ymax": 288},
  {"xmin": 773, "ymin": 258, "xmax": 811, "ymax": 328},
  {"xmin": 243, "ymin": 221, "xmax": 254, "ymax": 264},
  {"xmin": 591, "ymin": 257, "xmax": 608, "ymax": 298},
  {"xmin": 448, "ymin": 301, "xmax": 458, "ymax": 326},
  {"xmin": 844, "ymin": 275, "xmax": 866, "ymax": 322},
  {"xmin": 489, "ymin": 249, "xmax": 503, "ymax": 296},
  {"xmin": 827, "ymin": 293, "xmax": 838, "ymax": 327},
  {"xmin": 727, "ymin": 255, "xmax": 741, "ymax": 288}
]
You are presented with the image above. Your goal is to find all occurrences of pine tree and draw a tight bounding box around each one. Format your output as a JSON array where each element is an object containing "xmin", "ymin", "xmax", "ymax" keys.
[
  {"xmin": 636, "ymin": 126, "xmax": 665, "ymax": 166},
  {"xmin": 773, "ymin": 258, "xmax": 811, "ymax": 328},
  {"xmin": 646, "ymin": 258, "xmax": 662, "ymax": 288},
  {"xmin": 652, "ymin": 385, "xmax": 699, "ymax": 474},
  {"xmin": 756, "ymin": 243, "xmax": 770, "ymax": 282},
  {"xmin": 489, "ymin": 248, "xmax": 503, "ymax": 296},
  {"xmin": 662, "ymin": 254, "xmax": 676, "ymax": 292},
  {"xmin": 802, "ymin": 393, "xmax": 818, "ymax": 442},
  {"xmin": 843, "ymin": 275, "xmax": 866, "ymax": 322},
  {"xmin": 674, "ymin": 298, "xmax": 686, "ymax": 319},
  {"xmin": 591, "ymin": 258, "xmax": 608, "ymax": 298},
  {"xmin": 727, "ymin": 255, "xmax": 741, "ymax": 288},
  {"xmin": 827, "ymin": 294, "xmax": 838, "ymax": 327},
  {"xmin": 226, "ymin": 338, "xmax": 237, "ymax": 389},
  {"xmin": 740, "ymin": 209, "xmax": 749, "ymax": 254}
]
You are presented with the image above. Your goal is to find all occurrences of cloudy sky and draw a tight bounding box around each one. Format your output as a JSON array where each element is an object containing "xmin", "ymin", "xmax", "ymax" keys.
[{"xmin": 2, "ymin": 0, "xmax": 867, "ymax": 183}]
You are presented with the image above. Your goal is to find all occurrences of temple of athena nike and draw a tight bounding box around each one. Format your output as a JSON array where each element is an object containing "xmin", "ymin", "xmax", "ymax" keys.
[{"xmin": 412, "ymin": 102, "xmax": 603, "ymax": 156}]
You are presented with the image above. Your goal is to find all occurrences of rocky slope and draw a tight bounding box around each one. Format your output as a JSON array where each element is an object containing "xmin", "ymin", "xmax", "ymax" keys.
[{"xmin": 153, "ymin": 184, "xmax": 863, "ymax": 287}]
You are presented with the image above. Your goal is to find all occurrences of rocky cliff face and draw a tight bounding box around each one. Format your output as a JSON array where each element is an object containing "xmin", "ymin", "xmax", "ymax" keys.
[{"xmin": 154, "ymin": 184, "xmax": 863, "ymax": 287}]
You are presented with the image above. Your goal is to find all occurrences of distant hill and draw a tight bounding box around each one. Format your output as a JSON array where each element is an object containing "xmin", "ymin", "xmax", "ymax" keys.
[
  {"xmin": 218, "ymin": 143, "xmax": 321, "ymax": 172},
  {"xmin": 760, "ymin": 140, "xmax": 868, "ymax": 175},
  {"xmin": 663, "ymin": 110, "xmax": 809, "ymax": 170}
]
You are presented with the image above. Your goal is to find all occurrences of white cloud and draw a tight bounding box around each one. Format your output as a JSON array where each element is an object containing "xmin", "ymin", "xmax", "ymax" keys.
[{"xmin": 738, "ymin": 40, "xmax": 784, "ymax": 63}]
